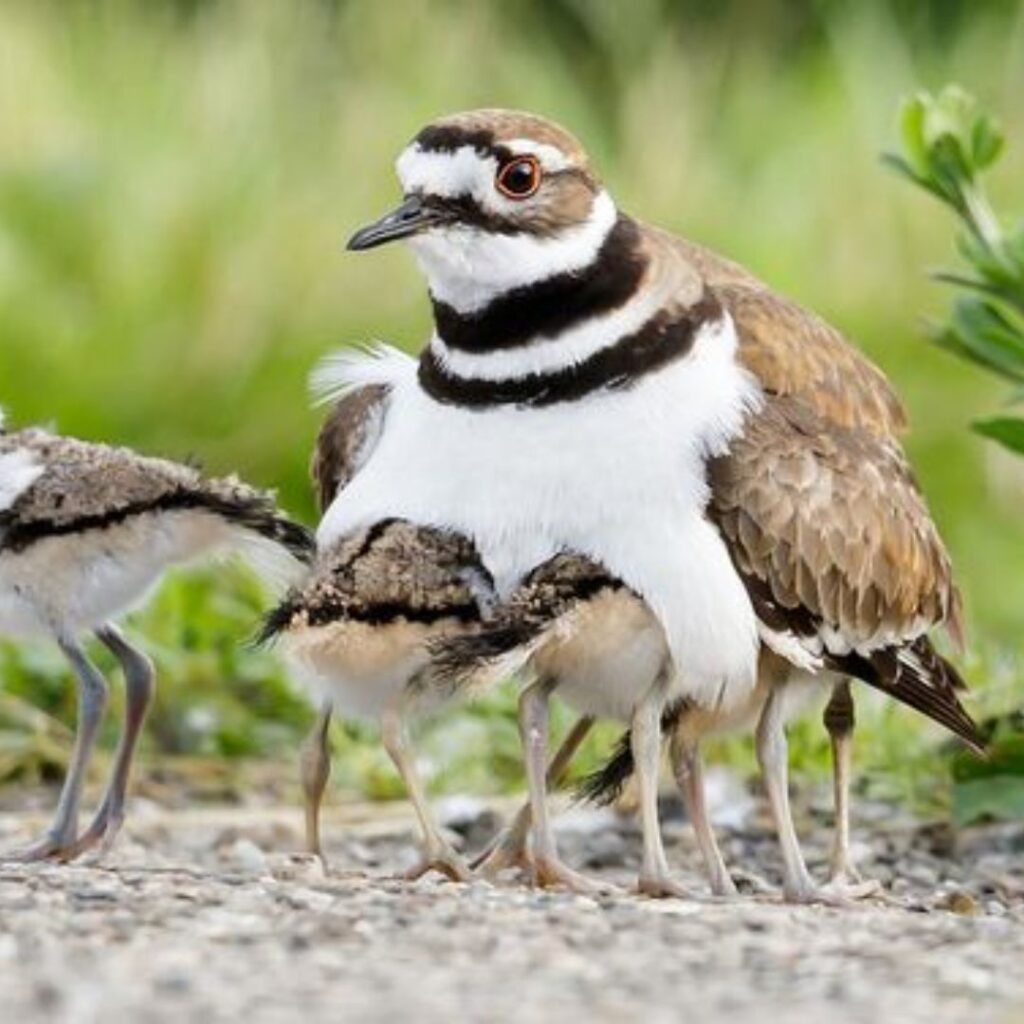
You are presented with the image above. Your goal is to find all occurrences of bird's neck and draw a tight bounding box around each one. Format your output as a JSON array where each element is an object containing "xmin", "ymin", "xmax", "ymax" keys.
[
  {"xmin": 416, "ymin": 213, "xmax": 725, "ymax": 410},
  {"xmin": 430, "ymin": 214, "xmax": 647, "ymax": 355}
]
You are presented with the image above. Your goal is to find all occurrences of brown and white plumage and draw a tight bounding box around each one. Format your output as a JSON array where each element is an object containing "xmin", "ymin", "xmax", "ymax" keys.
[
  {"xmin": 0, "ymin": 415, "xmax": 312, "ymax": 863},
  {"xmin": 264, "ymin": 517, "xmax": 494, "ymax": 878},
  {"xmin": 310, "ymin": 384, "xmax": 389, "ymax": 513},
  {"xmin": 319, "ymin": 108, "xmax": 980, "ymax": 899}
]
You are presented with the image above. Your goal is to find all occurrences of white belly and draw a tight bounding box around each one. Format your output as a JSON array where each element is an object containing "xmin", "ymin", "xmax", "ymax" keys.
[{"xmin": 318, "ymin": 325, "xmax": 761, "ymax": 709}]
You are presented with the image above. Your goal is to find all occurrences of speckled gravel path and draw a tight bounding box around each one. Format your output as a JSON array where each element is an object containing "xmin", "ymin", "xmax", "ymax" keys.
[{"xmin": 0, "ymin": 792, "xmax": 1022, "ymax": 1024}]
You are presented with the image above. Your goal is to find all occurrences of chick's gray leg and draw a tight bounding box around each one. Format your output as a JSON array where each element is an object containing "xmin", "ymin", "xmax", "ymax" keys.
[
  {"xmin": 669, "ymin": 728, "xmax": 737, "ymax": 897},
  {"xmin": 300, "ymin": 702, "xmax": 333, "ymax": 865},
  {"xmin": 65, "ymin": 625, "xmax": 155, "ymax": 859},
  {"xmin": 473, "ymin": 714, "xmax": 594, "ymax": 879},
  {"xmin": 381, "ymin": 703, "xmax": 470, "ymax": 882},
  {"xmin": 634, "ymin": 671, "xmax": 688, "ymax": 898},
  {"xmin": 2, "ymin": 636, "xmax": 109, "ymax": 862}
]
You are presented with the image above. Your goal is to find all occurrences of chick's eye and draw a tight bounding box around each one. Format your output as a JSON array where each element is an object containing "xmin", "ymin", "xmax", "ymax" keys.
[{"xmin": 496, "ymin": 156, "xmax": 541, "ymax": 199}]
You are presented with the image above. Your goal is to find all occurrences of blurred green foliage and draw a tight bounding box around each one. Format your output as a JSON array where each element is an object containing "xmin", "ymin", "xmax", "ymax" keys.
[
  {"xmin": 0, "ymin": 0, "xmax": 1022, "ymax": 808},
  {"xmin": 887, "ymin": 85, "xmax": 1024, "ymax": 457}
]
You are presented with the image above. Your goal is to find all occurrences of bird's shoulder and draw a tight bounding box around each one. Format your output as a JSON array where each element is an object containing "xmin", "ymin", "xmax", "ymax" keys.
[
  {"xmin": 641, "ymin": 224, "xmax": 907, "ymax": 438},
  {"xmin": 310, "ymin": 385, "xmax": 390, "ymax": 513}
]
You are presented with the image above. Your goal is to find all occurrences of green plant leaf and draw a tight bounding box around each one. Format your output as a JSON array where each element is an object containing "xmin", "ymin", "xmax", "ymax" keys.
[
  {"xmin": 932, "ymin": 270, "xmax": 1024, "ymax": 315},
  {"xmin": 939, "ymin": 298, "xmax": 1024, "ymax": 384},
  {"xmin": 972, "ymin": 112, "xmax": 1005, "ymax": 170},
  {"xmin": 898, "ymin": 93, "xmax": 930, "ymax": 177},
  {"xmin": 973, "ymin": 416, "xmax": 1024, "ymax": 454}
]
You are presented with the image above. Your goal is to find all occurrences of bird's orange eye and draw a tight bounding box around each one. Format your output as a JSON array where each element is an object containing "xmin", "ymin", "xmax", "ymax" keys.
[{"xmin": 495, "ymin": 156, "xmax": 541, "ymax": 199}]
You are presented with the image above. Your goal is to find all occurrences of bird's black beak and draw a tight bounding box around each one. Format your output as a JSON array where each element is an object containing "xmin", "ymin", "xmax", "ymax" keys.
[{"xmin": 346, "ymin": 195, "xmax": 447, "ymax": 251}]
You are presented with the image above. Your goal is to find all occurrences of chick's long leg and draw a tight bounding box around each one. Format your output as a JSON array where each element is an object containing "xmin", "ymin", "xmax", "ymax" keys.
[
  {"xmin": 758, "ymin": 681, "xmax": 881, "ymax": 906},
  {"xmin": 63, "ymin": 624, "xmax": 155, "ymax": 860},
  {"xmin": 634, "ymin": 667, "xmax": 688, "ymax": 898},
  {"xmin": 381, "ymin": 701, "xmax": 471, "ymax": 883},
  {"xmin": 472, "ymin": 714, "xmax": 595, "ymax": 879},
  {"xmin": 669, "ymin": 727, "xmax": 737, "ymax": 897},
  {"xmin": 821, "ymin": 680, "xmax": 880, "ymax": 899},
  {"xmin": 519, "ymin": 680, "xmax": 602, "ymax": 893},
  {"xmin": 2, "ymin": 636, "xmax": 109, "ymax": 862},
  {"xmin": 299, "ymin": 701, "xmax": 333, "ymax": 865}
]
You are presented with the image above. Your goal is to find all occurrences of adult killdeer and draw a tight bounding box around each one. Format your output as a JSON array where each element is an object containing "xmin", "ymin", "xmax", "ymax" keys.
[
  {"xmin": 433, "ymin": 540, "xmax": 981, "ymax": 900},
  {"xmin": 0, "ymin": 410, "xmax": 312, "ymax": 862},
  {"xmin": 260, "ymin": 512, "xmax": 495, "ymax": 880},
  {"xmin": 314, "ymin": 109, "xmax": 974, "ymax": 899}
]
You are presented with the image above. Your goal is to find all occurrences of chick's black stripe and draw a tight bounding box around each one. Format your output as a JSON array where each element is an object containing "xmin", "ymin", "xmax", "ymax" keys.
[
  {"xmin": 0, "ymin": 489, "xmax": 310, "ymax": 556},
  {"xmin": 432, "ymin": 216, "xmax": 647, "ymax": 352},
  {"xmin": 419, "ymin": 294, "xmax": 723, "ymax": 409}
]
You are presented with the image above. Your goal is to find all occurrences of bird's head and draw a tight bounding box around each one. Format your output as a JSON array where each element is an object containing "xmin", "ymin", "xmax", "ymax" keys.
[{"xmin": 347, "ymin": 109, "xmax": 617, "ymax": 312}]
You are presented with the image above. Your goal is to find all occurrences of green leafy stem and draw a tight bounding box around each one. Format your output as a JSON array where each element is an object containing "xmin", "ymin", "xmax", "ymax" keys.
[{"xmin": 885, "ymin": 86, "xmax": 1024, "ymax": 456}]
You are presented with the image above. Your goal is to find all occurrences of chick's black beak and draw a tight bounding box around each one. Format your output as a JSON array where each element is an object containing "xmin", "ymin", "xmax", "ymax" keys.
[{"xmin": 346, "ymin": 195, "xmax": 446, "ymax": 251}]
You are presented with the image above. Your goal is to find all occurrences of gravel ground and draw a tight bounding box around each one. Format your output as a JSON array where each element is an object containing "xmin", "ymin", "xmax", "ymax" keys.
[{"xmin": 0, "ymin": 780, "xmax": 1022, "ymax": 1024}]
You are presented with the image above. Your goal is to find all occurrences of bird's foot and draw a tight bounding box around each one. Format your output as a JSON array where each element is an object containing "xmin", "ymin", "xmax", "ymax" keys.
[
  {"xmin": 533, "ymin": 855, "xmax": 611, "ymax": 895},
  {"xmin": 404, "ymin": 843, "xmax": 473, "ymax": 883},
  {"xmin": 782, "ymin": 874, "xmax": 880, "ymax": 907},
  {"xmin": 636, "ymin": 870, "xmax": 691, "ymax": 900},
  {"xmin": 472, "ymin": 833, "xmax": 532, "ymax": 881},
  {"xmin": 819, "ymin": 867, "xmax": 883, "ymax": 903},
  {"xmin": 0, "ymin": 828, "xmax": 80, "ymax": 864},
  {"xmin": 706, "ymin": 868, "xmax": 740, "ymax": 899},
  {"xmin": 60, "ymin": 811, "xmax": 126, "ymax": 865}
]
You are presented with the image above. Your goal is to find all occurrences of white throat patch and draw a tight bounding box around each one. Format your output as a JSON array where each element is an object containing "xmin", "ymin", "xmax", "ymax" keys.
[{"xmin": 409, "ymin": 190, "xmax": 616, "ymax": 313}]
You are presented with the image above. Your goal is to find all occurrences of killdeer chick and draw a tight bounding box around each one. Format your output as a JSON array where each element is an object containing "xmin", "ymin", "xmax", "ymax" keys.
[
  {"xmin": 431, "ymin": 553, "xmax": 679, "ymax": 896},
  {"xmin": 433, "ymin": 397, "xmax": 983, "ymax": 902},
  {"xmin": 260, "ymin": 516, "xmax": 495, "ymax": 881},
  {"xmin": 313, "ymin": 109, "xmax": 975, "ymax": 896},
  {"xmin": 0, "ymin": 410, "xmax": 313, "ymax": 862}
]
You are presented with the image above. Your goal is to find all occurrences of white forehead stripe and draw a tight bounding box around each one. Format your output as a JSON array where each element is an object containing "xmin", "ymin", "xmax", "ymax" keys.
[
  {"xmin": 396, "ymin": 145, "xmax": 497, "ymax": 199},
  {"xmin": 0, "ymin": 449, "xmax": 44, "ymax": 512}
]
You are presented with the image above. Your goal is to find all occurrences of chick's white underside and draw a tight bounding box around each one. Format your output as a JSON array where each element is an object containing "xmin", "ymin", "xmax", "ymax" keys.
[
  {"xmin": 317, "ymin": 318, "xmax": 762, "ymax": 710},
  {"xmin": 282, "ymin": 619, "xmax": 441, "ymax": 718},
  {"xmin": 0, "ymin": 510, "xmax": 264, "ymax": 639}
]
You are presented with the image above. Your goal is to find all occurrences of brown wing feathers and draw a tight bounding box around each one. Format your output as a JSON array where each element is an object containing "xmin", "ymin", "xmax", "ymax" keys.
[
  {"xmin": 710, "ymin": 394, "xmax": 979, "ymax": 750},
  {"xmin": 310, "ymin": 385, "xmax": 389, "ymax": 512}
]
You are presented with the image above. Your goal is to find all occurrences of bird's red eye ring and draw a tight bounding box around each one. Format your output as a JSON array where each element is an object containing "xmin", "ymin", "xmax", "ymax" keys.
[{"xmin": 495, "ymin": 156, "xmax": 541, "ymax": 199}]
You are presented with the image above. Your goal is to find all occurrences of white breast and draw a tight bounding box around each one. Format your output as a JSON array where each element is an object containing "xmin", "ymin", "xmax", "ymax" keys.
[{"xmin": 318, "ymin": 320, "xmax": 762, "ymax": 708}]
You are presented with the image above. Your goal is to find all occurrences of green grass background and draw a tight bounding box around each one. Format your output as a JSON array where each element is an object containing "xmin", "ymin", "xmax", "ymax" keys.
[{"xmin": 0, "ymin": 0, "xmax": 1022, "ymax": 810}]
